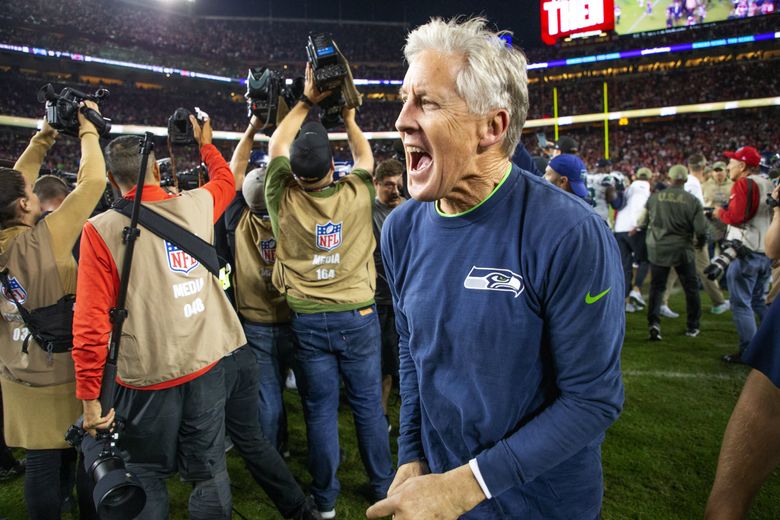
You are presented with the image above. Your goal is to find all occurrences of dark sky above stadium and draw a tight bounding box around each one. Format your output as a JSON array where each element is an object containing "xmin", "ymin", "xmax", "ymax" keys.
[{"xmin": 152, "ymin": 0, "xmax": 544, "ymax": 49}]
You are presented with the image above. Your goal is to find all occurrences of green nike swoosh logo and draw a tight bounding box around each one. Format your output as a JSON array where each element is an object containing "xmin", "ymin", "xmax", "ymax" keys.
[{"xmin": 585, "ymin": 288, "xmax": 611, "ymax": 304}]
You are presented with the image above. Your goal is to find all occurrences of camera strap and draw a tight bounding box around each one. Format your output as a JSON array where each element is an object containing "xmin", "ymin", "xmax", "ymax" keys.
[
  {"xmin": 0, "ymin": 269, "xmax": 73, "ymax": 355},
  {"xmin": 112, "ymin": 198, "xmax": 220, "ymax": 277}
]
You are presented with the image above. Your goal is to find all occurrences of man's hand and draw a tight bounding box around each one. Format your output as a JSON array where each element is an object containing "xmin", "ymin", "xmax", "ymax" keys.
[
  {"xmin": 40, "ymin": 116, "xmax": 59, "ymax": 139},
  {"xmin": 190, "ymin": 114, "xmax": 212, "ymax": 147},
  {"xmin": 387, "ymin": 460, "xmax": 429, "ymax": 496},
  {"xmin": 366, "ymin": 463, "xmax": 486, "ymax": 520},
  {"xmin": 77, "ymin": 100, "xmax": 100, "ymax": 135},
  {"xmin": 82, "ymin": 399, "xmax": 115, "ymax": 438},
  {"xmin": 304, "ymin": 62, "xmax": 332, "ymax": 105},
  {"xmin": 342, "ymin": 106, "xmax": 356, "ymax": 125}
]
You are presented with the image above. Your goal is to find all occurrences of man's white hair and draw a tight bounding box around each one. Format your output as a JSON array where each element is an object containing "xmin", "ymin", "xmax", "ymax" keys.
[{"xmin": 403, "ymin": 16, "xmax": 529, "ymax": 157}]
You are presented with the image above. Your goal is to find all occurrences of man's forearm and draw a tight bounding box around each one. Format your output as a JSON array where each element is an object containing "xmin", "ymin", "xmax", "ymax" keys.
[
  {"xmin": 766, "ymin": 208, "xmax": 780, "ymax": 260},
  {"xmin": 47, "ymin": 131, "xmax": 107, "ymax": 257},
  {"xmin": 268, "ymin": 102, "xmax": 311, "ymax": 158},
  {"xmin": 201, "ymin": 144, "xmax": 236, "ymax": 220},
  {"xmin": 706, "ymin": 370, "xmax": 780, "ymax": 519},
  {"xmin": 345, "ymin": 116, "xmax": 372, "ymax": 169},
  {"xmin": 14, "ymin": 130, "xmax": 56, "ymax": 185},
  {"xmin": 229, "ymin": 122, "xmax": 258, "ymax": 185}
]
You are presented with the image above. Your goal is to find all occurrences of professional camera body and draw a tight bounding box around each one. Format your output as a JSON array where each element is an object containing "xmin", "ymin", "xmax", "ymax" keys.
[
  {"xmin": 245, "ymin": 68, "xmax": 303, "ymax": 133},
  {"xmin": 761, "ymin": 153, "xmax": 780, "ymax": 209},
  {"xmin": 704, "ymin": 239, "xmax": 750, "ymax": 280},
  {"xmin": 306, "ymin": 33, "xmax": 362, "ymax": 128},
  {"xmin": 168, "ymin": 107, "xmax": 196, "ymax": 146},
  {"xmin": 158, "ymin": 158, "xmax": 208, "ymax": 191},
  {"xmin": 37, "ymin": 84, "xmax": 111, "ymax": 137}
]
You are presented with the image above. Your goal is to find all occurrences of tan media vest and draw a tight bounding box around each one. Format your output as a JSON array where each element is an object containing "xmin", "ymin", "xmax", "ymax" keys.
[
  {"xmin": 90, "ymin": 190, "xmax": 245, "ymax": 387},
  {"xmin": 272, "ymin": 172, "xmax": 376, "ymax": 310},
  {"xmin": 0, "ymin": 224, "xmax": 81, "ymax": 449},
  {"xmin": 234, "ymin": 211, "xmax": 290, "ymax": 323}
]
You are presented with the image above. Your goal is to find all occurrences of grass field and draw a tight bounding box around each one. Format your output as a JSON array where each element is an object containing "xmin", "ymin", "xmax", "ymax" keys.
[
  {"xmin": 1, "ymin": 291, "xmax": 779, "ymax": 519},
  {"xmin": 615, "ymin": 0, "xmax": 734, "ymax": 35}
]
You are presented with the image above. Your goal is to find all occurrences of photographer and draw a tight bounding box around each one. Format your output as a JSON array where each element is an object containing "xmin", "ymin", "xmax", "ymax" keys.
[
  {"xmin": 712, "ymin": 146, "xmax": 774, "ymax": 364},
  {"xmin": 265, "ymin": 63, "xmax": 394, "ymax": 519},
  {"xmin": 72, "ymin": 114, "xmax": 246, "ymax": 519},
  {"xmin": 0, "ymin": 106, "xmax": 106, "ymax": 519}
]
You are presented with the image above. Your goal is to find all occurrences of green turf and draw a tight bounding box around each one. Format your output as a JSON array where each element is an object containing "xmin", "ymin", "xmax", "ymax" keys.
[
  {"xmin": 615, "ymin": 0, "xmax": 734, "ymax": 36},
  {"xmin": 0, "ymin": 291, "xmax": 779, "ymax": 519}
]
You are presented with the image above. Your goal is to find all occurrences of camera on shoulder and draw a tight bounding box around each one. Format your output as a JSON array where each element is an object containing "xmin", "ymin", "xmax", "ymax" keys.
[{"xmin": 37, "ymin": 83, "xmax": 111, "ymax": 137}]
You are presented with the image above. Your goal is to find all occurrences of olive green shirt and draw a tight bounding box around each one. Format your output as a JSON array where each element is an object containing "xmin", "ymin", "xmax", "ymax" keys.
[
  {"xmin": 702, "ymin": 177, "xmax": 733, "ymax": 242},
  {"xmin": 645, "ymin": 185, "xmax": 708, "ymax": 267},
  {"xmin": 265, "ymin": 156, "xmax": 376, "ymax": 313}
]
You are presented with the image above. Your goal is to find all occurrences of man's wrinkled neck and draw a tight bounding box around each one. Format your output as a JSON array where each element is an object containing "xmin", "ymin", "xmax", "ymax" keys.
[{"xmin": 439, "ymin": 152, "xmax": 510, "ymax": 215}]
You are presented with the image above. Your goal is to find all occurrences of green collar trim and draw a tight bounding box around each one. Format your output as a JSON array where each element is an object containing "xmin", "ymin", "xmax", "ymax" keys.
[{"xmin": 435, "ymin": 163, "xmax": 512, "ymax": 218}]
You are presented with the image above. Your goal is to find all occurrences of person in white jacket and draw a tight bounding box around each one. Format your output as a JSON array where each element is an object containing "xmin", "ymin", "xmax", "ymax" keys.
[{"xmin": 614, "ymin": 167, "xmax": 653, "ymax": 312}]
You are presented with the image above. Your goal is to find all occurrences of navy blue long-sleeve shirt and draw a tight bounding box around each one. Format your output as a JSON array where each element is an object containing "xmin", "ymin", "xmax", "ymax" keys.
[{"xmin": 382, "ymin": 165, "xmax": 625, "ymax": 519}]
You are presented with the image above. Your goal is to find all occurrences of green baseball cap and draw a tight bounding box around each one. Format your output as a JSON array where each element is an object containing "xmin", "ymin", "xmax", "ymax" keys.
[
  {"xmin": 635, "ymin": 167, "xmax": 652, "ymax": 180},
  {"xmin": 668, "ymin": 164, "xmax": 688, "ymax": 181}
]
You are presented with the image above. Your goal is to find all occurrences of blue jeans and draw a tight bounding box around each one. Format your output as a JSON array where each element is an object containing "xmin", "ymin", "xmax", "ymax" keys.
[
  {"xmin": 726, "ymin": 252, "xmax": 772, "ymax": 352},
  {"xmin": 243, "ymin": 321, "xmax": 293, "ymax": 450},
  {"xmin": 291, "ymin": 306, "xmax": 394, "ymax": 511}
]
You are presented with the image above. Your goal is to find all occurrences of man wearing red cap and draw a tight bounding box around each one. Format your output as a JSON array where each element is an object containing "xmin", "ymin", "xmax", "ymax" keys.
[{"xmin": 713, "ymin": 146, "xmax": 774, "ymax": 363}]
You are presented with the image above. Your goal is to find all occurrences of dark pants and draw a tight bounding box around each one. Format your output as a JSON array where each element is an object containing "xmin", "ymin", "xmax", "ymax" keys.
[
  {"xmin": 243, "ymin": 321, "xmax": 294, "ymax": 452},
  {"xmin": 25, "ymin": 448, "xmax": 96, "ymax": 520},
  {"xmin": 648, "ymin": 260, "xmax": 701, "ymax": 331},
  {"xmin": 114, "ymin": 360, "xmax": 231, "ymax": 520},
  {"xmin": 0, "ymin": 389, "xmax": 18, "ymax": 470},
  {"xmin": 377, "ymin": 304, "xmax": 399, "ymax": 381},
  {"xmin": 615, "ymin": 231, "xmax": 648, "ymax": 298},
  {"xmin": 223, "ymin": 346, "xmax": 307, "ymax": 518}
]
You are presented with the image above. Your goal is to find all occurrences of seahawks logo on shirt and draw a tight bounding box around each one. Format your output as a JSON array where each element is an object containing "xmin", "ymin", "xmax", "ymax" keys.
[{"xmin": 463, "ymin": 266, "xmax": 524, "ymax": 298}]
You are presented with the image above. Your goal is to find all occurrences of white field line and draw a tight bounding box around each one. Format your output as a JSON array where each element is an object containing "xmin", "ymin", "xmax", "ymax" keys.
[
  {"xmin": 627, "ymin": 0, "xmax": 663, "ymax": 33},
  {"xmin": 623, "ymin": 370, "xmax": 744, "ymax": 380}
]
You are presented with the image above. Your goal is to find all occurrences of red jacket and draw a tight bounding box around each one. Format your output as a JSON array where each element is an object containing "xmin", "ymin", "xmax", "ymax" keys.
[
  {"xmin": 73, "ymin": 144, "xmax": 235, "ymax": 400},
  {"xmin": 715, "ymin": 176, "xmax": 761, "ymax": 226}
]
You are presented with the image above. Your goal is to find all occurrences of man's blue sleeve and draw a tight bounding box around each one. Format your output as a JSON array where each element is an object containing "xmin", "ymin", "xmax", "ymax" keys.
[
  {"xmin": 743, "ymin": 296, "xmax": 780, "ymax": 388},
  {"xmin": 476, "ymin": 215, "xmax": 625, "ymax": 496},
  {"xmin": 511, "ymin": 143, "xmax": 542, "ymax": 176},
  {"xmin": 381, "ymin": 216, "xmax": 425, "ymax": 465}
]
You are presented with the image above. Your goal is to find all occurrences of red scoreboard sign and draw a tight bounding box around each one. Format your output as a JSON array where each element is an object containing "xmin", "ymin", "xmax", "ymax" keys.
[{"xmin": 541, "ymin": 0, "xmax": 615, "ymax": 45}]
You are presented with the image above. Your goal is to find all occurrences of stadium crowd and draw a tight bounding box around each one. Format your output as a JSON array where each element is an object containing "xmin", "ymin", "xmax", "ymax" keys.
[
  {"xmin": 1, "ymin": 9, "xmax": 780, "ymax": 520},
  {"xmin": 0, "ymin": 0, "xmax": 777, "ymax": 79},
  {"xmin": 1, "ymin": 54, "xmax": 777, "ymax": 139}
]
